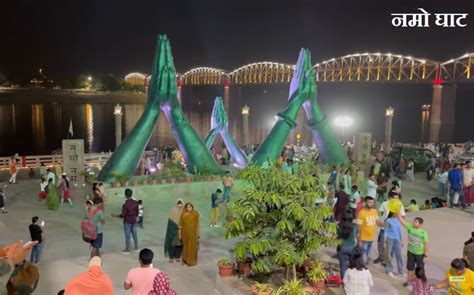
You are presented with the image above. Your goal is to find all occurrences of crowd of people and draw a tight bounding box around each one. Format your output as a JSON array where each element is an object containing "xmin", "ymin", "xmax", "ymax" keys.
[{"xmin": 1, "ymin": 143, "xmax": 473, "ymax": 294}]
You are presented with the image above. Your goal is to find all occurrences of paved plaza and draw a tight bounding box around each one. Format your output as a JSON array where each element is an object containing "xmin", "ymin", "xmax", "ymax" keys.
[{"xmin": 0, "ymin": 173, "xmax": 473, "ymax": 294}]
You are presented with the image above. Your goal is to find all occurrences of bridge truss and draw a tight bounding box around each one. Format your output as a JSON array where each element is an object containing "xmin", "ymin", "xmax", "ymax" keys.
[{"xmin": 171, "ymin": 53, "xmax": 473, "ymax": 85}]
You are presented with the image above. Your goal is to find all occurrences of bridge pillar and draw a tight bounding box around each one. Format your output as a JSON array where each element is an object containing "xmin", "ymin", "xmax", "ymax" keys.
[
  {"xmin": 439, "ymin": 84, "xmax": 456, "ymax": 143},
  {"xmin": 224, "ymin": 79, "xmax": 230, "ymax": 115},
  {"xmin": 428, "ymin": 83, "xmax": 456, "ymax": 143},
  {"xmin": 428, "ymin": 84, "xmax": 442, "ymax": 143}
]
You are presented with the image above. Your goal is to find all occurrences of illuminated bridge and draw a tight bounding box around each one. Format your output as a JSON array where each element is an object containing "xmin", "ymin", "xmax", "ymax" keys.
[
  {"xmin": 124, "ymin": 52, "xmax": 474, "ymax": 143},
  {"xmin": 172, "ymin": 52, "xmax": 474, "ymax": 85}
]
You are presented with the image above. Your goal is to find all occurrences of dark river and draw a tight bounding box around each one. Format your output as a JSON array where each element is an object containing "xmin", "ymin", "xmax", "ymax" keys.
[{"xmin": 0, "ymin": 83, "xmax": 473, "ymax": 156}]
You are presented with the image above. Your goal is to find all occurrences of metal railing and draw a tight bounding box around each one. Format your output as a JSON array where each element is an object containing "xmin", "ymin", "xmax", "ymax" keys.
[{"xmin": 0, "ymin": 152, "xmax": 114, "ymax": 170}]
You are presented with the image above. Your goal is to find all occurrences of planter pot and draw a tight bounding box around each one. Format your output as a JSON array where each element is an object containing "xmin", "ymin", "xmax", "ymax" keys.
[
  {"xmin": 226, "ymin": 216, "xmax": 234, "ymax": 223},
  {"xmin": 133, "ymin": 180, "xmax": 139, "ymax": 187},
  {"xmin": 160, "ymin": 179, "xmax": 167, "ymax": 184},
  {"xmin": 111, "ymin": 182, "xmax": 118, "ymax": 188},
  {"xmin": 142, "ymin": 180, "xmax": 148, "ymax": 186},
  {"xmin": 218, "ymin": 264, "xmax": 233, "ymax": 277},
  {"xmin": 120, "ymin": 181, "xmax": 128, "ymax": 187},
  {"xmin": 194, "ymin": 176, "xmax": 201, "ymax": 182},
  {"xmin": 211, "ymin": 175, "xmax": 218, "ymax": 181},
  {"xmin": 152, "ymin": 180, "xmax": 158, "ymax": 185},
  {"xmin": 169, "ymin": 178, "xmax": 176, "ymax": 184},
  {"xmin": 251, "ymin": 285, "xmax": 272, "ymax": 295},
  {"xmin": 237, "ymin": 260, "xmax": 252, "ymax": 276},
  {"xmin": 308, "ymin": 280, "xmax": 326, "ymax": 294},
  {"xmin": 185, "ymin": 176, "xmax": 192, "ymax": 183}
]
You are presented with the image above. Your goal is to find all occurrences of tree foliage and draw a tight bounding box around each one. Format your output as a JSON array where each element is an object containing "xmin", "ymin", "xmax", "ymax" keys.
[{"xmin": 225, "ymin": 163, "xmax": 338, "ymax": 279}]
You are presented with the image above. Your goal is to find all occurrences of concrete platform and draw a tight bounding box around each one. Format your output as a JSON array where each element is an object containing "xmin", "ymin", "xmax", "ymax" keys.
[{"xmin": 0, "ymin": 174, "xmax": 472, "ymax": 294}]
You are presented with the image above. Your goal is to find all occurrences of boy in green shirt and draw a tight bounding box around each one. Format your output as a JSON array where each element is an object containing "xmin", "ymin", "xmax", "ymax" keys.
[{"xmin": 398, "ymin": 214, "xmax": 429, "ymax": 287}]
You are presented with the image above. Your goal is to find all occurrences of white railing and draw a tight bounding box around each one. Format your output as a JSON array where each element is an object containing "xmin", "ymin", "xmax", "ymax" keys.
[{"xmin": 0, "ymin": 152, "xmax": 114, "ymax": 170}]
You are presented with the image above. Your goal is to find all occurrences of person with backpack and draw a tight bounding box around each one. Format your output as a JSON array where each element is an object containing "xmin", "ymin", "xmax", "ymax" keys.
[
  {"xmin": 82, "ymin": 199, "xmax": 105, "ymax": 258},
  {"xmin": 111, "ymin": 189, "xmax": 139, "ymax": 254}
]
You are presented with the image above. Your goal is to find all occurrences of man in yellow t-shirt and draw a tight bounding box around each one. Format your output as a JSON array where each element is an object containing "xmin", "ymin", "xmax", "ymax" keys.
[
  {"xmin": 434, "ymin": 258, "xmax": 474, "ymax": 295},
  {"xmin": 356, "ymin": 196, "xmax": 383, "ymax": 263}
]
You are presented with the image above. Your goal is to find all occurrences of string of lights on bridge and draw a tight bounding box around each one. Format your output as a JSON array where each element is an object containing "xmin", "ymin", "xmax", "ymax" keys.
[{"xmin": 124, "ymin": 52, "xmax": 473, "ymax": 86}]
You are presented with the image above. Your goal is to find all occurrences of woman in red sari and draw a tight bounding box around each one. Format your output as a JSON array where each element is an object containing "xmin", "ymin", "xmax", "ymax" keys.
[{"xmin": 179, "ymin": 202, "xmax": 200, "ymax": 266}]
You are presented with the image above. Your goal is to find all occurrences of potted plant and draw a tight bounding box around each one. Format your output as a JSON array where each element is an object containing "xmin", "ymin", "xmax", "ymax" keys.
[
  {"xmin": 133, "ymin": 177, "xmax": 139, "ymax": 187},
  {"xmin": 217, "ymin": 257, "xmax": 234, "ymax": 277},
  {"xmin": 306, "ymin": 260, "xmax": 327, "ymax": 293},
  {"xmin": 225, "ymin": 206, "xmax": 234, "ymax": 223},
  {"xmin": 112, "ymin": 173, "xmax": 129, "ymax": 187},
  {"xmin": 237, "ymin": 257, "xmax": 252, "ymax": 276},
  {"xmin": 211, "ymin": 174, "xmax": 219, "ymax": 181},
  {"xmin": 275, "ymin": 279, "xmax": 306, "ymax": 295},
  {"xmin": 224, "ymin": 164, "xmax": 338, "ymax": 281},
  {"xmin": 142, "ymin": 176, "xmax": 148, "ymax": 186},
  {"xmin": 251, "ymin": 282, "xmax": 272, "ymax": 295},
  {"xmin": 151, "ymin": 175, "xmax": 158, "ymax": 185}
]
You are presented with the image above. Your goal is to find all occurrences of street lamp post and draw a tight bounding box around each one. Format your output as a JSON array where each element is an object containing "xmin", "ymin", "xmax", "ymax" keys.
[
  {"xmin": 241, "ymin": 105, "xmax": 250, "ymax": 146},
  {"xmin": 385, "ymin": 106, "xmax": 395, "ymax": 152},
  {"xmin": 114, "ymin": 104, "xmax": 123, "ymax": 149}
]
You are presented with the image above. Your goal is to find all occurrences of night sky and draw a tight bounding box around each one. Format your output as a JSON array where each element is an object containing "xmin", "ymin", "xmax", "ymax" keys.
[{"xmin": 1, "ymin": 0, "xmax": 473, "ymax": 142}]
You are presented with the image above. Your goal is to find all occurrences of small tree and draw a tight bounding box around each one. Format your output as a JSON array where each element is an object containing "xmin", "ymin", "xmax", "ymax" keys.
[
  {"xmin": 225, "ymin": 164, "xmax": 338, "ymax": 279},
  {"xmin": 46, "ymin": 185, "xmax": 60, "ymax": 210}
]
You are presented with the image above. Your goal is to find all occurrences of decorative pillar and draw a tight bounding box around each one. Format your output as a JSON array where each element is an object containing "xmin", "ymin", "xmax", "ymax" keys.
[
  {"xmin": 384, "ymin": 106, "xmax": 394, "ymax": 152},
  {"xmin": 177, "ymin": 79, "xmax": 182, "ymax": 105},
  {"xmin": 429, "ymin": 82, "xmax": 442, "ymax": 143},
  {"xmin": 114, "ymin": 104, "xmax": 123, "ymax": 149},
  {"xmin": 224, "ymin": 79, "xmax": 230, "ymax": 115},
  {"xmin": 241, "ymin": 105, "xmax": 249, "ymax": 146},
  {"xmin": 420, "ymin": 104, "xmax": 430, "ymax": 143}
]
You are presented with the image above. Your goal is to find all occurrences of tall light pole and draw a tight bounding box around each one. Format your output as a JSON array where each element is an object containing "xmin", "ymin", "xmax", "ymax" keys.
[
  {"xmin": 334, "ymin": 115, "xmax": 354, "ymax": 141},
  {"xmin": 114, "ymin": 104, "xmax": 123, "ymax": 149},
  {"xmin": 385, "ymin": 106, "xmax": 394, "ymax": 152},
  {"xmin": 241, "ymin": 105, "xmax": 250, "ymax": 146},
  {"xmin": 420, "ymin": 104, "xmax": 431, "ymax": 144}
]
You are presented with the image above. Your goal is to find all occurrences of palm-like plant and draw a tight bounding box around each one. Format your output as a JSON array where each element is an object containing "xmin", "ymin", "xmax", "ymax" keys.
[
  {"xmin": 274, "ymin": 279, "xmax": 306, "ymax": 295},
  {"xmin": 225, "ymin": 164, "xmax": 338, "ymax": 280}
]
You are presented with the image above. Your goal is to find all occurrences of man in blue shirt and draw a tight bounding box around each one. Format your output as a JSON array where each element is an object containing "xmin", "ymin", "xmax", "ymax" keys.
[{"xmin": 448, "ymin": 163, "xmax": 466, "ymax": 209}]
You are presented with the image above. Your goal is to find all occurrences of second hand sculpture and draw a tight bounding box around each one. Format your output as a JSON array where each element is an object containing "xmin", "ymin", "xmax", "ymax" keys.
[{"xmin": 98, "ymin": 35, "xmax": 348, "ymax": 182}]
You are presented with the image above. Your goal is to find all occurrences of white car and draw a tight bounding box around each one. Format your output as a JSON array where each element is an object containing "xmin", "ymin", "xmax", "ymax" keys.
[{"xmin": 455, "ymin": 151, "xmax": 474, "ymax": 164}]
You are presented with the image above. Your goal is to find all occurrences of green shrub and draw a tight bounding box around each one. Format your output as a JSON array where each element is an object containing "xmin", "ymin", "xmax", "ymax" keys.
[{"xmin": 225, "ymin": 165, "xmax": 337, "ymax": 279}]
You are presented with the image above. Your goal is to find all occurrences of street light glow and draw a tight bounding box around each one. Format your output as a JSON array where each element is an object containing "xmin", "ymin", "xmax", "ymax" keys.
[
  {"xmin": 334, "ymin": 115, "xmax": 353, "ymax": 127},
  {"xmin": 88, "ymin": 76, "xmax": 92, "ymax": 81}
]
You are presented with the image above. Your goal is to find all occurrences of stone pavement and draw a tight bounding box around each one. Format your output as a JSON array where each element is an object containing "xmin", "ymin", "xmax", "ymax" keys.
[{"xmin": 0, "ymin": 173, "xmax": 472, "ymax": 294}]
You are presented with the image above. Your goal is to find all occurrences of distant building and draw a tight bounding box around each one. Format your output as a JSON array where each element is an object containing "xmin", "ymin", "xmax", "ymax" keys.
[{"xmin": 29, "ymin": 68, "xmax": 57, "ymax": 88}]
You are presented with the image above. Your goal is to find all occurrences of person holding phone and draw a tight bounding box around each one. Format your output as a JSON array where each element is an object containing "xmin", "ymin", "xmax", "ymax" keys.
[{"xmin": 28, "ymin": 216, "xmax": 44, "ymax": 264}]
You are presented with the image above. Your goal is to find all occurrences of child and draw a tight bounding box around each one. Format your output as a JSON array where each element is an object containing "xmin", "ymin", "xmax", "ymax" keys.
[
  {"xmin": 138, "ymin": 200, "xmax": 144, "ymax": 228},
  {"xmin": 410, "ymin": 267, "xmax": 434, "ymax": 294},
  {"xmin": 39, "ymin": 178, "xmax": 48, "ymax": 201},
  {"xmin": 210, "ymin": 189, "xmax": 222, "ymax": 227},
  {"xmin": 406, "ymin": 199, "xmax": 420, "ymax": 212},
  {"xmin": 0, "ymin": 186, "xmax": 7, "ymax": 213},
  {"xmin": 420, "ymin": 200, "xmax": 432, "ymax": 210}
]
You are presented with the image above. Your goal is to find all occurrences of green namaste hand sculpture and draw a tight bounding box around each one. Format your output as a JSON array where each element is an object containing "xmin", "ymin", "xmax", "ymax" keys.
[{"xmin": 98, "ymin": 35, "xmax": 348, "ymax": 182}]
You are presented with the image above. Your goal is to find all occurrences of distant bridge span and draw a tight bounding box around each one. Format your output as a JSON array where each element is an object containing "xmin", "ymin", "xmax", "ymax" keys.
[
  {"xmin": 173, "ymin": 52, "xmax": 473, "ymax": 85},
  {"xmin": 124, "ymin": 52, "xmax": 473, "ymax": 143}
]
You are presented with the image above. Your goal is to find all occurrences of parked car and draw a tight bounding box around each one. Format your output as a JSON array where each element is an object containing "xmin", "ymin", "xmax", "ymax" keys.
[
  {"xmin": 454, "ymin": 151, "xmax": 474, "ymax": 164},
  {"xmin": 388, "ymin": 146, "xmax": 438, "ymax": 172}
]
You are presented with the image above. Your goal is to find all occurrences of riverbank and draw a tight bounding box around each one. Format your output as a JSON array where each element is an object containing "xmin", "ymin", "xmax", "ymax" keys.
[{"xmin": 0, "ymin": 88, "xmax": 146, "ymax": 104}]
